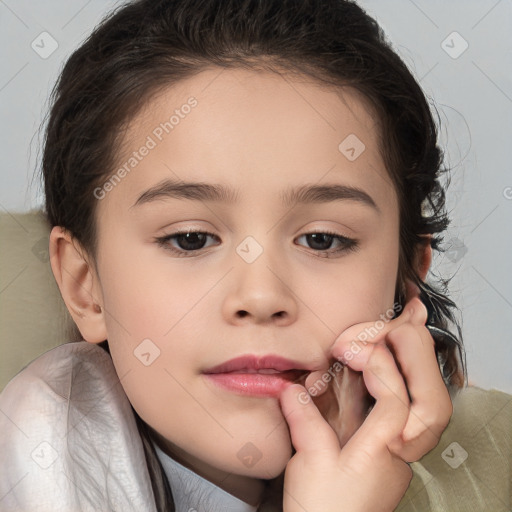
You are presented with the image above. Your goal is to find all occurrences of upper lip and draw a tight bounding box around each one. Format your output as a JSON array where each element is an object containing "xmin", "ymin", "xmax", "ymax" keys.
[{"xmin": 203, "ymin": 354, "xmax": 316, "ymax": 374}]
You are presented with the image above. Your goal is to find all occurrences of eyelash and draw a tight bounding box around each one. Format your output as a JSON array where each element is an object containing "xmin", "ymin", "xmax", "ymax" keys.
[
  {"xmin": 155, "ymin": 229, "xmax": 359, "ymax": 259},
  {"xmin": 295, "ymin": 230, "xmax": 359, "ymax": 257},
  {"xmin": 155, "ymin": 230, "xmax": 220, "ymax": 258}
]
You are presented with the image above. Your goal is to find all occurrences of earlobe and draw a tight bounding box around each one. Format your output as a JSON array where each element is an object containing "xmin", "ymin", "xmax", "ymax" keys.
[
  {"xmin": 415, "ymin": 235, "xmax": 432, "ymax": 282},
  {"xmin": 49, "ymin": 226, "xmax": 107, "ymax": 344}
]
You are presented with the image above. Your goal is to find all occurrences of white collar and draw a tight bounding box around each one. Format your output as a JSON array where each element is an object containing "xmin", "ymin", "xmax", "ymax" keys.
[{"xmin": 152, "ymin": 441, "xmax": 259, "ymax": 512}]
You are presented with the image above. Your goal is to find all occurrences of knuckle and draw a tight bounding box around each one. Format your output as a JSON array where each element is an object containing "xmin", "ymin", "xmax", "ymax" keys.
[
  {"xmin": 416, "ymin": 398, "xmax": 452, "ymax": 431},
  {"xmin": 386, "ymin": 323, "xmax": 419, "ymax": 344}
]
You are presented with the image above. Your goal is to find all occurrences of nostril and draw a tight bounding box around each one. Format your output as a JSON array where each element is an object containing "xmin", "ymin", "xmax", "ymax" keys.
[{"xmin": 235, "ymin": 310, "xmax": 287, "ymax": 320}]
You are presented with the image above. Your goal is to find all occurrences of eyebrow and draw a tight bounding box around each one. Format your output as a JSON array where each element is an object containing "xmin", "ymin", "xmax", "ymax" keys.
[
  {"xmin": 281, "ymin": 183, "xmax": 379, "ymax": 213},
  {"xmin": 131, "ymin": 179, "xmax": 238, "ymax": 208},
  {"xmin": 130, "ymin": 178, "xmax": 379, "ymax": 213}
]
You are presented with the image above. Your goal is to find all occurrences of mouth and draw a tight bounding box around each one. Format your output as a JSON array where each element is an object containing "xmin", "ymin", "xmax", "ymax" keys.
[{"xmin": 202, "ymin": 355, "xmax": 312, "ymax": 397}]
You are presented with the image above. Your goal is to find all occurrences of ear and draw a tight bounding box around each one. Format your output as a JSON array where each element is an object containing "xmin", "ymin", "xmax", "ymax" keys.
[
  {"xmin": 402, "ymin": 236, "xmax": 432, "ymax": 304},
  {"xmin": 413, "ymin": 235, "xmax": 432, "ymax": 282},
  {"xmin": 49, "ymin": 226, "xmax": 107, "ymax": 344}
]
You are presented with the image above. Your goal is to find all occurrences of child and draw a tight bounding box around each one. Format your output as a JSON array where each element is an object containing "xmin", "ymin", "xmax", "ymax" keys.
[{"xmin": 0, "ymin": 0, "xmax": 510, "ymax": 510}]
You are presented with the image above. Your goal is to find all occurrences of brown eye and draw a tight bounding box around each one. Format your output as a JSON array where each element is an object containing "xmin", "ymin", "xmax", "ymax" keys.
[
  {"xmin": 295, "ymin": 232, "xmax": 359, "ymax": 257},
  {"xmin": 174, "ymin": 232, "xmax": 208, "ymax": 250},
  {"xmin": 305, "ymin": 233, "xmax": 335, "ymax": 250},
  {"xmin": 156, "ymin": 231, "xmax": 220, "ymax": 255}
]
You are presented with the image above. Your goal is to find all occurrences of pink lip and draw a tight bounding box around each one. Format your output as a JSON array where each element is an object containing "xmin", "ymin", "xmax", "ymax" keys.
[
  {"xmin": 203, "ymin": 355, "xmax": 311, "ymax": 397},
  {"xmin": 204, "ymin": 354, "xmax": 312, "ymax": 374}
]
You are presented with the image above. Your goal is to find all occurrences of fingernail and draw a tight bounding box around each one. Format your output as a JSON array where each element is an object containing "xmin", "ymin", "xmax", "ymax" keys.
[{"xmin": 410, "ymin": 300, "xmax": 427, "ymax": 325}]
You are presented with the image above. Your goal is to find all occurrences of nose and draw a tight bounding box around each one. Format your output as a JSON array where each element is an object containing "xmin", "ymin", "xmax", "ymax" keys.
[{"xmin": 221, "ymin": 254, "xmax": 299, "ymax": 326}]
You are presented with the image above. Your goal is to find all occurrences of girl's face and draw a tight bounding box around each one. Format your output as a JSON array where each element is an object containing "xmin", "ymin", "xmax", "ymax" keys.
[{"xmin": 92, "ymin": 68, "xmax": 399, "ymax": 498}]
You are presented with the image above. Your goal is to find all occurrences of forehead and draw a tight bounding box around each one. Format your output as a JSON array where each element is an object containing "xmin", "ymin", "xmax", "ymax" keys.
[{"xmin": 97, "ymin": 67, "xmax": 395, "ymax": 217}]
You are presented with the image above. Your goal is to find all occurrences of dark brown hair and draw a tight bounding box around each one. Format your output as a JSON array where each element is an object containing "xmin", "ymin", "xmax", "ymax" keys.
[{"xmin": 40, "ymin": 0, "xmax": 467, "ymax": 509}]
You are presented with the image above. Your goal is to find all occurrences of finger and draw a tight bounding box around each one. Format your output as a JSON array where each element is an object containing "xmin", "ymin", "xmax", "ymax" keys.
[
  {"xmin": 304, "ymin": 369, "xmax": 331, "ymax": 397},
  {"xmin": 331, "ymin": 297, "xmax": 428, "ymax": 371},
  {"xmin": 304, "ymin": 365, "xmax": 372, "ymax": 447},
  {"xmin": 347, "ymin": 344, "xmax": 410, "ymax": 448},
  {"xmin": 383, "ymin": 323, "xmax": 453, "ymax": 460},
  {"xmin": 279, "ymin": 383, "xmax": 340, "ymax": 455},
  {"xmin": 386, "ymin": 323, "xmax": 451, "ymax": 437},
  {"xmin": 302, "ymin": 357, "xmax": 347, "ymax": 398}
]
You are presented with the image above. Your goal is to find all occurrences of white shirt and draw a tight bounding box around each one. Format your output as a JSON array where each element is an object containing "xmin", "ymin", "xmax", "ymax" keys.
[
  {"xmin": 0, "ymin": 341, "xmax": 258, "ymax": 511},
  {"xmin": 153, "ymin": 441, "xmax": 258, "ymax": 512}
]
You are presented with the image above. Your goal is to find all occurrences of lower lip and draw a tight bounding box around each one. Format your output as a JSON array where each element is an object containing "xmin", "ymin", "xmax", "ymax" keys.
[{"xmin": 203, "ymin": 372, "xmax": 303, "ymax": 397}]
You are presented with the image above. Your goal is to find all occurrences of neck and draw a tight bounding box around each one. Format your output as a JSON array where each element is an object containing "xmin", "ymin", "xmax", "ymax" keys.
[{"xmin": 148, "ymin": 426, "xmax": 265, "ymax": 507}]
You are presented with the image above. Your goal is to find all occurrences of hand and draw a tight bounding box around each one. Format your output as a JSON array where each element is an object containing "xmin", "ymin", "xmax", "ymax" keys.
[{"xmin": 279, "ymin": 282, "xmax": 453, "ymax": 512}]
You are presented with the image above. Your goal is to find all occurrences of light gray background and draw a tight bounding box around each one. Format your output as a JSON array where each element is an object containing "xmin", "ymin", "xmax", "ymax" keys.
[{"xmin": 1, "ymin": 0, "xmax": 511, "ymax": 392}]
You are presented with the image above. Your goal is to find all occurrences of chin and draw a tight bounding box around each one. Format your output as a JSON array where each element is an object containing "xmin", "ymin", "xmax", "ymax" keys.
[
  {"xmin": 232, "ymin": 431, "xmax": 294, "ymax": 479},
  {"xmin": 250, "ymin": 453, "xmax": 291, "ymax": 479}
]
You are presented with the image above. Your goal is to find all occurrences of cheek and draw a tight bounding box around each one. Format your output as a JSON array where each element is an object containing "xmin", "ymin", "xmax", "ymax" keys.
[
  {"xmin": 298, "ymin": 238, "xmax": 400, "ymax": 336},
  {"xmin": 356, "ymin": 223, "xmax": 400, "ymax": 308},
  {"xmin": 98, "ymin": 233, "xmax": 211, "ymax": 338}
]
